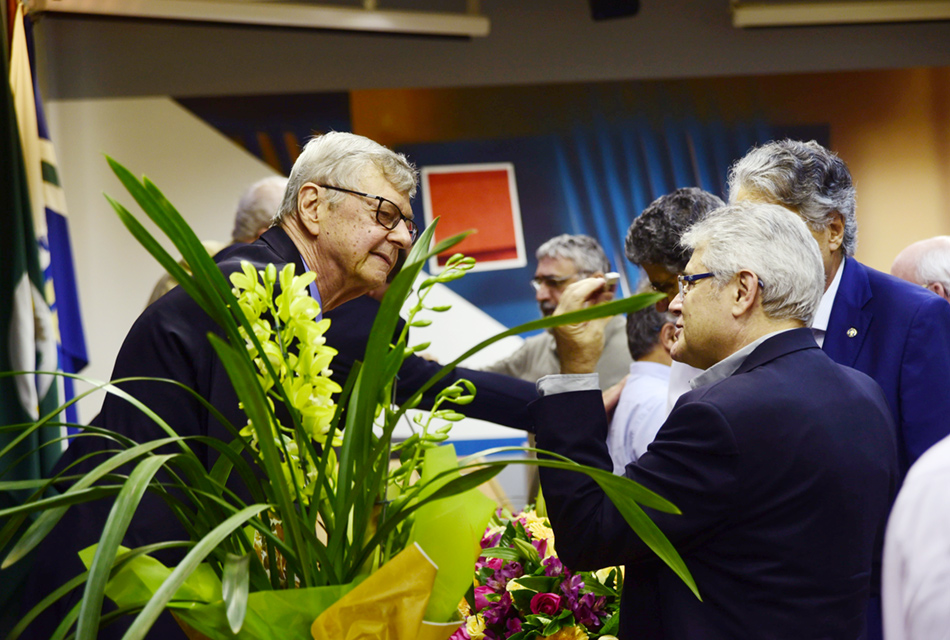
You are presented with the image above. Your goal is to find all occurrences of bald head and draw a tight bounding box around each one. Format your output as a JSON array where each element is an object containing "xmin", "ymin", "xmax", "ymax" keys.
[{"xmin": 891, "ymin": 236, "xmax": 950, "ymax": 302}]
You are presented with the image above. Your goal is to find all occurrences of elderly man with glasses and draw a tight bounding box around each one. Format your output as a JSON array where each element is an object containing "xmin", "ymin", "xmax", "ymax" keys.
[
  {"xmin": 533, "ymin": 202, "xmax": 898, "ymax": 639},
  {"xmin": 22, "ymin": 132, "xmax": 428, "ymax": 638}
]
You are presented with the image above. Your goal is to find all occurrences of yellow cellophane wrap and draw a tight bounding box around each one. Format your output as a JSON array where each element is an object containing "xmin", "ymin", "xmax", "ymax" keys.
[{"xmin": 310, "ymin": 542, "xmax": 458, "ymax": 640}]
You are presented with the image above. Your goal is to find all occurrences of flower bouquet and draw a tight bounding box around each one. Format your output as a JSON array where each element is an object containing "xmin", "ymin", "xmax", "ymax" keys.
[
  {"xmin": 0, "ymin": 158, "xmax": 695, "ymax": 640},
  {"xmin": 454, "ymin": 507, "xmax": 622, "ymax": 640}
]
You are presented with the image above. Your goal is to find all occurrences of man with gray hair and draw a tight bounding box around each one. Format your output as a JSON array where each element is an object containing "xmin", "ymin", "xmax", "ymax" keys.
[
  {"xmin": 534, "ymin": 202, "xmax": 898, "ymax": 639},
  {"xmin": 891, "ymin": 235, "xmax": 950, "ymax": 302},
  {"xmin": 484, "ymin": 233, "xmax": 631, "ymax": 389},
  {"xmin": 24, "ymin": 132, "xmax": 421, "ymax": 638},
  {"xmin": 728, "ymin": 139, "xmax": 950, "ymax": 471},
  {"xmin": 729, "ymin": 140, "xmax": 950, "ymax": 640},
  {"xmin": 231, "ymin": 175, "xmax": 288, "ymax": 243}
]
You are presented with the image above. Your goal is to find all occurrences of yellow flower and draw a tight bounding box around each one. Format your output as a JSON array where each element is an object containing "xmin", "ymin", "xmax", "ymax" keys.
[
  {"xmin": 458, "ymin": 597, "xmax": 471, "ymax": 618},
  {"xmin": 545, "ymin": 626, "xmax": 589, "ymax": 640},
  {"xmin": 465, "ymin": 614, "xmax": 487, "ymax": 640}
]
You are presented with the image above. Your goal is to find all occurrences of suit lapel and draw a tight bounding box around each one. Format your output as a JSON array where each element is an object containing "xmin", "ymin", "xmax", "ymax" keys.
[{"xmin": 823, "ymin": 258, "xmax": 872, "ymax": 368}]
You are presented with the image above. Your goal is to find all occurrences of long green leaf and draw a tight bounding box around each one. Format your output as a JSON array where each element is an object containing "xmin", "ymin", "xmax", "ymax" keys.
[
  {"xmin": 2, "ymin": 437, "xmax": 188, "ymax": 568},
  {"xmin": 221, "ymin": 553, "xmax": 251, "ymax": 634},
  {"xmin": 206, "ymin": 334, "xmax": 310, "ymax": 585},
  {"xmin": 76, "ymin": 455, "xmax": 176, "ymax": 640},
  {"xmin": 120, "ymin": 504, "xmax": 269, "ymax": 640}
]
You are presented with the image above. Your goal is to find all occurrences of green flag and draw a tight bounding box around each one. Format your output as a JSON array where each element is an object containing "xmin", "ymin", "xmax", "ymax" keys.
[{"xmin": 0, "ymin": 8, "xmax": 62, "ymax": 631}]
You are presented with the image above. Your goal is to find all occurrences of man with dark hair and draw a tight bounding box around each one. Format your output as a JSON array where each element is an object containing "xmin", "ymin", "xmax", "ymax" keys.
[
  {"xmin": 625, "ymin": 187, "xmax": 725, "ymax": 312},
  {"xmin": 624, "ymin": 187, "xmax": 725, "ymax": 411},
  {"xmin": 606, "ymin": 304, "xmax": 676, "ymax": 473}
]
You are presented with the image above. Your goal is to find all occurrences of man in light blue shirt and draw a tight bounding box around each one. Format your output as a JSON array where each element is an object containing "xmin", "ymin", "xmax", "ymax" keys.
[{"xmin": 606, "ymin": 305, "xmax": 675, "ymax": 472}]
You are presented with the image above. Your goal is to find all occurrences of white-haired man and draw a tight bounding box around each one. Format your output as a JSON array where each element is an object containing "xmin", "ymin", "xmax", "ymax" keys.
[
  {"xmin": 728, "ymin": 140, "xmax": 950, "ymax": 472},
  {"xmin": 891, "ymin": 235, "xmax": 950, "ymax": 302},
  {"xmin": 534, "ymin": 202, "xmax": 898, "ymax": 639},
  {"xmin": 25, "ymin": 132, "xmax": 420, "ymax": 638}
]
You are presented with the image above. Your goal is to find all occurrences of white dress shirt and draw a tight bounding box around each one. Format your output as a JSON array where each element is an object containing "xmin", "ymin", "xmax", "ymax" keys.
[{"xmin": 882, "ymin": 433, "xmax": 950, "ymax": 640}]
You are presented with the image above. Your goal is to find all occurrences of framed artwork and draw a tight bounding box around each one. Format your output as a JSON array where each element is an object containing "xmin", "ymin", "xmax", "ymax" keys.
[{"xmin": 420, "ymin": 163, "xmax": 527, "ymax": 274}]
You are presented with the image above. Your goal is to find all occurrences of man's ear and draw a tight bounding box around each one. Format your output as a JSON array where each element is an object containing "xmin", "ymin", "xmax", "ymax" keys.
[
  {"xmin": 732, "ymin": 270, "xmax": 760, "ymax": 317},
  {"xmin": 659, "ymin": 322, "xmax": 677, "ymax": 354},
  {"xmin": 927, "ymin": 281, "xmax": 949, "ymax": 301},
  {"xmin": 297, "ymin": 183, "xmax": 323, "ymax": 236},
  {"xmin": 827, "ymin": 212, "xmax": 845, "ymax": 253}
]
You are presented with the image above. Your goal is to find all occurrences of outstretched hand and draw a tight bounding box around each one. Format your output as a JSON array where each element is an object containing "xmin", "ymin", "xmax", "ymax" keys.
[{"xmin": 552, "ymin": 277, "xmax": 615, "ymax": 375}]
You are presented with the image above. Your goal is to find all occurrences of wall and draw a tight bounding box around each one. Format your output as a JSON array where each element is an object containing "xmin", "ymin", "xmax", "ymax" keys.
[
  {"xmin": 351, "ymin": 68, "xmax": 950, "ymax": 271},
  {"xmin": 46, "ymin": 97, "xmax": 282, "ymax": 421}
]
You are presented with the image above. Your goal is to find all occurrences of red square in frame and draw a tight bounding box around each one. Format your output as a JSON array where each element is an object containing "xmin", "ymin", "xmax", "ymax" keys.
[{"xmin": 421, "ymin": 163, "xmax": 527, "ymax": 273}]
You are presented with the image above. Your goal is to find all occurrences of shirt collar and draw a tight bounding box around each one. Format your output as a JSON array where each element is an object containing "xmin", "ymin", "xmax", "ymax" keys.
[
  {"xmin": 299, "ymin": 255, "xmax": 323, "ymax": 321},
  {"xmin": 689, "ymin": 329, "xmax": 795, "ymax": 390},
  {"xmin": 811, "ymin": 256, "xmax": 846, "ymax": 332}
]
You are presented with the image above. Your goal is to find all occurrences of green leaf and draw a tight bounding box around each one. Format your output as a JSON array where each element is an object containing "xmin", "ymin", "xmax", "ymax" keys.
[
  {"xmin": 121, "ymin": 504, "xmax": 270, "ymax": 639},
  {"xmin": 479, "ymin": 547, "xmax": 520, "ymax": 561},
  {"xmin": 222, "ymin": 552, "xmax": 251, "ymax": 634},
  {"xmin": 76, "ymin": 455, "xmax": 176, "ymax": 640}
]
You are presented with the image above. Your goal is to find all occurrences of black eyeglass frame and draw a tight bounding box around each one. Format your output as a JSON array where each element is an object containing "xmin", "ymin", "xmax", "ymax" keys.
[{"xmin": 319, "ymin": 184, "xmax": 418, "ymax": 242}]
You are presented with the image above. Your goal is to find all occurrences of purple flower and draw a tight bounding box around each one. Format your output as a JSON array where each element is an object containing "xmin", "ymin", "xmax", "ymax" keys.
[
  {"xmin": 542, "ymin": 555, "xmax": 563, "ymax": 577},
  {"xmin": 481, "ymin": 531, "xmax": 502, "ymax": 549},
  {"xmin": 559, "ymin": 573, "xmax": 585, "ymax": 607},
  {"xmin": 486, "ymin": 561, "xmax": 523, "ymax": 591},
  {"xmin": 506, "ymin": 617, "xmax": 523, "ymax": 634},
  {"xmin": 483, "ymin": 592, "xmax": 513, "ymax": 625},
  {"xmin": 529, "ymin": 592, "xmax": 563, "ymax": 616},
  {"xmin": 571, "ymin": 592, "xmax": 608, "ymax": 628},
  {"xmin": 532, "ymin": 537, "xmax": 548, "ymax": 558},
  {"xmin": 474, "ymin": 585, "xmax": 495, "ymax": 611}
]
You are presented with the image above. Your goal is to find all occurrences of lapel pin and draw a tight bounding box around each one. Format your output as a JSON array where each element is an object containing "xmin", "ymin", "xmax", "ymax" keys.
[{"xmin": 847, "ymin": 327, "xmax": 858, "ymax": 338}]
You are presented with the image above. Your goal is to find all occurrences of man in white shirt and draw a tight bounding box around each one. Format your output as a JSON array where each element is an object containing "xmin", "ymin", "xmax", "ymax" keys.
[
  {"xmin": 607, "ymin": 305, "xmax": 675, "ymax": 473},
  {"xmin": 882, "ymin": 433, "xmax": 950, "ymax": 640}
]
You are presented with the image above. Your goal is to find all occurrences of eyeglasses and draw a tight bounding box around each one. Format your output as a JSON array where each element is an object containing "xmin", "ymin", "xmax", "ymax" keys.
[
  {"xmin": 677, "ymin": 272, "xmax": 716, "ymax": 297},
  {"xmin": 530, "ymin": 274, "xmax": 578, "ymax": 292},
  {"xmin": 677, "ymin": 272, "xmax": 765, "ymax": 297},
  {"xmin": 319, "ymin": 184, "xmax": 418, "ymax": 242}
]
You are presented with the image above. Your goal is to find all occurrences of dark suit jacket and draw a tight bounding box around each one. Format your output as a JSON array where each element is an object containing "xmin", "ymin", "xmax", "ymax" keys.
[
  {"xmin": 24, "ymin": 228, "xmax": 535, "ymax": 638},
  {"xmin": 534, "ymin": 329, "xmax": 899, "ymax": 640},
  {"xmin": 825, "ymin": 258, "xmax": 950, "ymax": 472}
]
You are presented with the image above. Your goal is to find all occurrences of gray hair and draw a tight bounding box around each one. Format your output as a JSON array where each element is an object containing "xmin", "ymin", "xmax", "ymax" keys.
[
  {"xmin": 727, "ymin": 139, "xmax": 858, "ymax": 256},
  {"xmin": 626, "ymin": 306, "xmax": 674, "ymax": 361},
  {"xmin": 232, "ymin": 176, "xmax": 287, "ymax": 243},
  {"xmin": 916, "ymin": 236, "xmax": 950, "ymax": 291},
  {"xmin": 274, "ymin": 131, "xmax": 418, "ymax": 224},
  {"xmin": 536, "ymin": 234, "xmax": 610, "ymax": 275},
  {"xmin": 683, "ymin": 201, "xmax": 825, "ymax": 325},
  {"xmin": 624, "ymin": 187, "xmax": 724, "ymax": 272}
]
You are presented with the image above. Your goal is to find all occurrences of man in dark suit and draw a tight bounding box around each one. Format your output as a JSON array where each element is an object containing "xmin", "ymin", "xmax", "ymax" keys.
[
  {"xmin": 21, "ymin": 132, "xmax": 424, "ymax": 638},
  {"xmin": 728, "ymin": 139, "xmax": 950, "ymax": 473},
  {"xmin": 534, "ymin": 202, "xmax": 899, "ymax": 639},
  {"xmin": 728, "ymin": 140, "xmax": 950, "ymax": 640}
]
